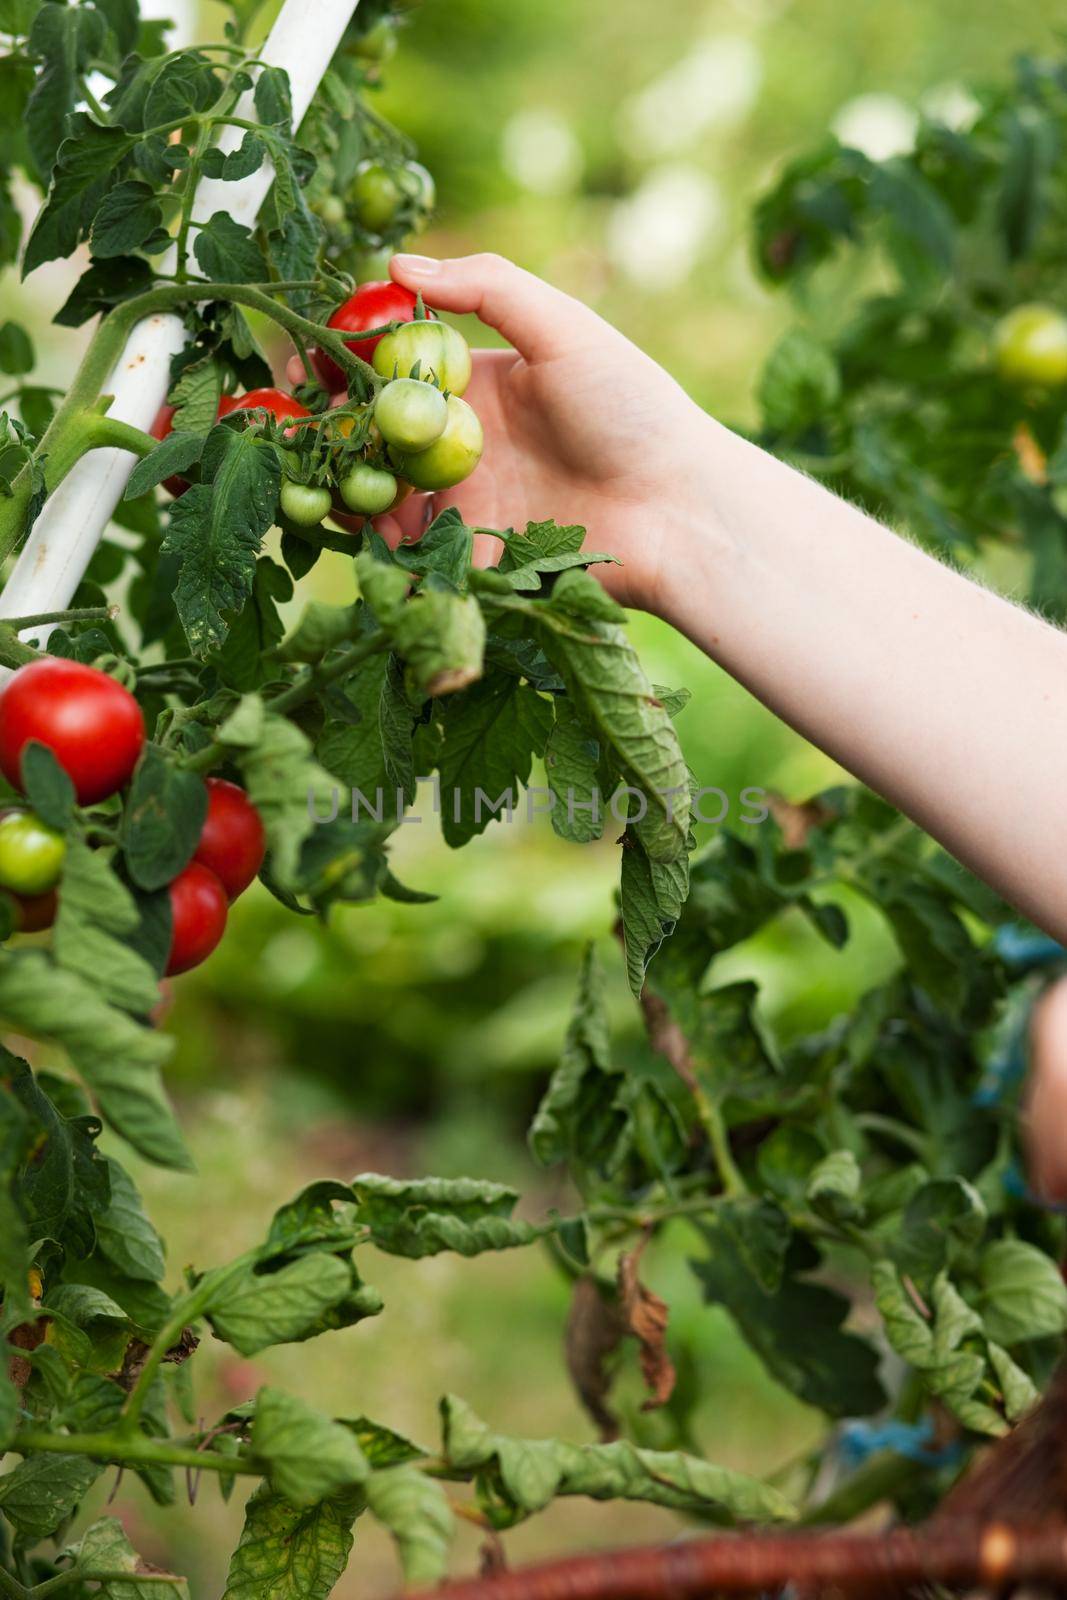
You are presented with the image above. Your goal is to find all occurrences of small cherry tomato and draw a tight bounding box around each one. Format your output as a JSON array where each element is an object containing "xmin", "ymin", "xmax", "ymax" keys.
[
  {"xmin": 339, "ymin": 462, "xmax": 400, "ymax": 516},
  {"xmin": 280, "ymin": 480, "xmax": 332, "ymax": 528},
  {"xmin": 994, "ymin": 304, "xmax": 1067, "ymax": 388},
  {"xmin": 352, "ymin": 17, "xmax": 396, "ymax": 60},
  {"xmin": 391, "ymin": 395, "xmax": 483, "ymax": 490},
  {"xmin": 0, "ymin": 811, "xmax": 66, "ymax": 897},
  {"xmin": 193, "ymin": 777, "xmax": 265, "ymax": 900},
  {"xmin": 14, "ymin": 888, "xmax": 57, "ymax": 933},
  {"xmin": 0, "ymin": 658, "xmax": 145, "ymax": 805},
  {"xmin": 350, "ymin": 159, "xmax": 435, "ymax": 235},
  {"xmin": 372, "ymin": 318, "xmax": 471, "ymax": 397},
  {"xmin": 166, "ymin": 862, "xmax": 228, "ymax": 976},
  {"xmin": 374, "ymin": 378, "xmax": 448, "ymax": 452},
  {"xmin": 311, "ymin": 281, "xmax": 431, "ymax": 390}
]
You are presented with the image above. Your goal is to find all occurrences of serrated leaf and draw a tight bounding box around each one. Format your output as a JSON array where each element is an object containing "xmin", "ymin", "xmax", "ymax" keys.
[
  {"xmin": 121, "ymin": 745, "xmax": 208, "ymax": 891},
  {"xmin": 161, "ymin": 423, "xmax": 280, "ymax": 654},
  {"xmin": 53, "ymin": 838, "xmax": 161, "ymax": 1013},
  {"xmin": 351, "ymin": 1173, "xmax": 542, "ymax": 1259},
  {"xmin": 440, "ymin": 1395, "xmax": 795, "ymax": 1527},
  {"xmin": 20, "ymin": 739, "xmax": 75, "ymax": 830},
  {"xmin": 366, "ymin": 1466, "xmax": 454, "ymax": 1585},
  {"xmin": 0, "ymin": 321, "xmax": 33, "ymax": 377},
  {"xmin": 436, "ymin": 676, "xmax": 551, "ymax": 846},
  {"xmin": 193, "ymin": 212, "xmax": 269, "ymax": 284},
  {"xmin": 90, "ymin": 178, "xmax": 163, "ymax": 258},
  {"xmin": 233, "ymin": 711, "xmax": 337, "ymax": 889},
  {"xmin": 0, "ymin": 951, "xmax": 187, "ymax": 1170},
  {"xmin": 252, "ymin": 1389, "xmax": 369, "ymax": 1508},
  {"xmin": 222, "ymin": 1485, "xmax": 363, "ymax": 1600},
  {"xmin": 65, "ymin": 1516, "xmax": 189, "ymax": 1599},
  {"xmin": 24, "ymin": 114, "xmax": 134, "ymax": 274},
  {"xmin": 529, "ymin": 945, "xmax": 625, "ymax": 1172},
  {"xmin": 201, "ymin": 129, "xmax": 267, "ymax": 181},
  {"xmin": 94, "ymin": 1157, "xmax": 165, "ymax": 1283},
  {"xmin": 126, "ymin": 431, "xmax": 205, "ymax": 499},
  {"xmin": 543, "ymin": 697, "xmax": 602, "ymax": 844},
  {"xmin": 206, "ymin": 1254, "xmax": 363, "ymax": 1357},
  {"xmin": 0, "ymin": 1452, "xmax": 102, "ymax": 1543},
  {"xmin": 979, "ymin": 1239, "xmax": 1067, "ymax": 1345}
]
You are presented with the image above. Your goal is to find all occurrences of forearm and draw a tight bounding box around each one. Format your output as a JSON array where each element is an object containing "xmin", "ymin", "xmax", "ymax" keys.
[{"xmin": 662, "ymin": 418, "xmax": 1067, "ymax": 938}]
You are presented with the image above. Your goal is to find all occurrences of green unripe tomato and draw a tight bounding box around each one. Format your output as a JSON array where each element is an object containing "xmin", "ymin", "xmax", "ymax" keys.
[
  {"xmin": 350, "ymin": 160, "xmax": 436, "ymax": 237},
  {"xmin": 280, "ymin": 480, "xmax": 333, "ymax": 528},
  {"xmin": 994, "ymin": 303, "xmax": 1067, "ymax": 388},
  {"xmin": 371, "ymin": 319, "xmax": 472, "ymax": 397},
  {"xmin": 315, "ymin": 194, "xmax": 347, "ymax": 227},
  {"xmin": 0, "ymin": 811, "xmax": 66, "ymax": 896},
  {"xmin": 339, "ymin": 462, "xmax": 399, "ymax": 515},
  {"xmin": 374, "ymin": 378, "xmax": 448, "ymax": 452},
  {"xmin": 392, "ymin": 395, "xmax": 484, "ymax": 490},
  {"xmin": 352, "ymin": 17, "xmax": 396, "ymax": 60}
]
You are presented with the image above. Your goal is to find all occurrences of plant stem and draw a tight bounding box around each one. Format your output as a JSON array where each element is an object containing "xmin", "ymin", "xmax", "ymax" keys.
[
  {"xmin": 183, "ymin": 633, "xmax": 391, "ymax": 775},
  {"xmin": 121, "ymin": 1256, "xmax": 251, "ymax": 1430},
  {"xmin": 10, "ymin": 1427, "xmax": 261, "ymax": 1480},
  {"xmin": 1, "ymin": 606, "xmax": 114, "ymax": 631}
]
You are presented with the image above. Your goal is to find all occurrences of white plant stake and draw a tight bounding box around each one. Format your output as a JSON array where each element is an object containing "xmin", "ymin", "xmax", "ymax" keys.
[{"xmin": 0, "ymin": 0, "xmax": 360, "ymax": 647}]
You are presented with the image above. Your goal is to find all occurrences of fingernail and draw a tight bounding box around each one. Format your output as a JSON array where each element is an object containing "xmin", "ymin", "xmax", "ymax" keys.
[{"xmin": 391, "ymin": 253, "xmax": 439, "ymax": 278}]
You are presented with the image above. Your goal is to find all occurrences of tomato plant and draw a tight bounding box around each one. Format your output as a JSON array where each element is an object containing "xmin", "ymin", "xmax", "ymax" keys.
[
  {"xmin": 0, "ymin": 5, "xmax": 1062, "ymax": 1597},
  {"xmin": 374, "ymin": 374, "xmax": 448, "ymax": 450}
]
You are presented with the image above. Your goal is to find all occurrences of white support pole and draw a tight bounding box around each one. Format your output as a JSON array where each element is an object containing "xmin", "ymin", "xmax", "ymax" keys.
[{"xmin": 0, "ymin": 0, "xmax": 359, "ymax": 646}]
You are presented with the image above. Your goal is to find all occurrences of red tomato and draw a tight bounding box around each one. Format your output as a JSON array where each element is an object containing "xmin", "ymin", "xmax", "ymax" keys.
[
  {"xmin": 311, "ymin": 282, "xmax": 432, "ymax": 391},
  {"xmin": 150, "ymin": 404, "xmax": 190, "ymax": 497},
  {"xmin": 14, "ymin": 889, "xmax": 56, "ymax": 933},
  {"xmin": 166, "ymin": 862, "xmax": 228, "ymax": 976},
  {"xmin": 0, "ymin": 658, "xmax": 145, "ymax": 805},
  {"xmin": 217, "ymin": 389, "xmax": 312, "ymax": 427},
  {"xmin": 193, "ymin": 777, "xmax": 266, "ymax": 900}
]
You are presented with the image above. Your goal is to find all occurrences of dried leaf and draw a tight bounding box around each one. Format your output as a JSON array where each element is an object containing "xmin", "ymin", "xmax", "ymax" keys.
[{"xmin": 618, "ymin": 1243, "xmax": 676, "ymax": 1413}]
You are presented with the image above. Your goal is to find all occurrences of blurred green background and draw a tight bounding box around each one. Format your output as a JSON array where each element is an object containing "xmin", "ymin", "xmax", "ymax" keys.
[{"xmin": 8, "ymin": 0, "xmax": 1065, "ymax": 1587}]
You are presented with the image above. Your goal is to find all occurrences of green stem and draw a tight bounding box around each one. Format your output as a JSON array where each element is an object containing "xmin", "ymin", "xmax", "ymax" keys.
[
  {"xmin": 801, "ymin": 1450, "xmax": 919, "ymax": 1525},
  {"xmin": 183, "ymin": 633, "xmax": 391, "ymax": 775},
  {"xmin": 9, "ymin": 1428, "xmax": 260, "ymax": 1480},
  {"xmin": 694, "ymin": 1088, "xmax": 748, "ymax": 1197},
  {"xmin": 87, "ymin": 415, "xmax": 157, "ymax": 459},
  {"xmin": 120, "ymin": 1256, "xmax": 252, "ymax": 1430},
  {"xmin": 1, "ymin": 605, "xmax": 114, "ymax": 630}
]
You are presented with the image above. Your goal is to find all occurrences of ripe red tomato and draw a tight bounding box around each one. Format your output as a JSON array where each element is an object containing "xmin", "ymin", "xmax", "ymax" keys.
[
  {"xmin": 311, "ymin": 282, "xmax": 432, "ymax": 391},
  {"xmin": 217, "ymin": 389, "xmax": 312, "ymax": 427},
  {"xmin": 193, "ymin": 777, "xmax": 266, "ymax": 900},
  {"xmin": 166, "ymin": 862, "xmax": 228, "ymax": 975},
  {"xmin": 0, "ymin": 658, "xmax": 145, "ymax": 805}
]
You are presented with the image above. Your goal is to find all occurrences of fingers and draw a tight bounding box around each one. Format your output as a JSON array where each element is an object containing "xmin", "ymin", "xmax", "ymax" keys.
[
  {"xmin": 389, "ymin": 252, "xmax": 605, "ymax": 362},
  {"xmin": 1026, "ymin": 976, "xmax": 1067, "ymax": 1202},
  {"xmin": 285, "ymin": 354, "xmax": 303, "ymax": 389}
]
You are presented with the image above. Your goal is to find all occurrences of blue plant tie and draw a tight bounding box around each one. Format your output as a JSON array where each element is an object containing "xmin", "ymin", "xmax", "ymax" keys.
[
  {"xmin": 837, "ymin": 1417, "xmax": 964, "ymax": 1468},
  {"xmin": 992, "ymin": 924, "xmax": 1067, "ymax": 970}
]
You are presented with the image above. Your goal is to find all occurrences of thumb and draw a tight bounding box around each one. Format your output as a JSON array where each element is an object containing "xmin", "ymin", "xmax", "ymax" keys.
[{"xmin": 389, "ymin": 252, "xmax": 604, "ymax": 362}]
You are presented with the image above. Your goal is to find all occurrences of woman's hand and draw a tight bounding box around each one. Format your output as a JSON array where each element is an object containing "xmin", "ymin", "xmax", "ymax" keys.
[{"xmin": 307, "ymin": 253, "xmax": 712, "ymax": 611}]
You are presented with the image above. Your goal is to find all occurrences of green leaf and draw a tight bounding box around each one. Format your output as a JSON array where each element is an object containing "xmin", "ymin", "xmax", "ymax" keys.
[
  {"xmin": 233, "ymin": 710, "xmax": 337, "ymax": 889},
  {"xmin": 366, "ymin": 1467, "xmax": 454, "ymax": 1585},
  {"xmin": 65, "ymin": 1516, "xmax": 189, "ymax": 1599},
  {"xmin": 252, "ymin": 1389, "xmax": 369, "ymax": 1508},
  {"xmin": 440, "ymin": 1395, "xmax": 796, "ymax": 1527},
  {"xmin": 193, "ymin": 212, "xmax": 269, "ymax": 284},
  {"xmin": 437, "ymin": 676, "xmax": 552, "ymax": 847},
  {"xmin": 392, "ymin": 589, "xmax": 487, "ymax": 699},
  {"xmin": 222, "ymin": 1485, "xmax": 363, "ymax": 1600},
  {"xmin": 142, "ymin": 50, "xmax": 220, "ymax": 124},
  {"xmin": 20, "ymin": 739, "xmax": 75, "ymax": 830},
  {"xmin": 206, "ymin": 1253, "xmax": 368, "ymax": 1356},
  {"xmin": 213, "ymin": 556, "xmax": 293, "ymax": 691},
  {"xmin": 544, "ymin": 698, "xmax": 603, "ymax": 844},
  {"xmin": 168, "ymin": 356, "xmax": 223, "ymax": 434},
  {"xmin": 7, "ymin": 1055, "xmax": 107, "ymax": 1256},
  {"xmin": 24, "ymin": 115, "xmax": 135, "ymax": 274},
  {"xmin": 894, "ymin": 1178, "xmax": 986, "ymax": 1285},
  {"xmin": 0, "ymin": 951, "xmax": 187, "ymax": 1170},
  {"xmin": 121, "ymin": 745, "xmax": 208, "ymax": 892},
  {"xmin": 497, "ymin": 520, "xmax": 587, "ymax": 572},
  {"xmin": 90, "ymin": 178, "xmax": 164, "ymax": 258},
  {"xmin": 351, "ymin": 1173, "xmax": 542, "ymax": 1259},
  {"xmin": 0, "ymin": 321, "xmax": 33, "ymax": 377},
  {"xmin": 693, "ymin": 1223, "xmax": 884, "ymax": 1418},
  {"xmin": 200, "ymin": 130, "xmax": 267, "ymax": 181},
  {"xmin": 758, "ymin": 328, "xmax": 840, "ymax": 434},
  {"xmin": 529, "ymin": 571, "xmax": 690, "ymax": 862},
  {"xmin": 0, "ymin": 1452, "xmax": 103, "ymax": 1543},
  {"xmin": 979, "ymin": 1239, "xmax": 1067, "ymax": 1345},
  {"xmin": 619, "ymin": 834, "xmax": 690, "ymax": 995},
  {"xmin": 806, "ymin": 1149, "xmax": 862, "ymax": 1223},
  {"xmin": 126, "ymin": 432, "xmax": 205, "ymax": 499},
  {"xmin": 529, "ymin": 944, "xmax": 625, "ymax": 1172},
  {"xmin": 161, "ymin": 424, "xmax": 281, "ymax": 655},
  {"xmin": 94, "ymin": 1157, "xmax": 165, "ymax": 1283},
  {"xmin": 53, "ymin": 837, "xmax": 162, "ymax": 1013},
  {"xmin": 25, "ymin": 5, "xmax": 106, "ymax": 178}
]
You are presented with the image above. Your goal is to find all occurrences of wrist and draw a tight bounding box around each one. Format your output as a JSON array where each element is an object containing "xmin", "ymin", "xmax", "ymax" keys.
[{"xmin": 647, "ymin": 411, "xmax": 737, "ymax": 634}]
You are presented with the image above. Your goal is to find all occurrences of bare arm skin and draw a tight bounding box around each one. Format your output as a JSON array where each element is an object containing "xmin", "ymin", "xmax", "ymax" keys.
[{"xmin": 377, "ymin": 251, "xmax": 1067, "ymax": 945}]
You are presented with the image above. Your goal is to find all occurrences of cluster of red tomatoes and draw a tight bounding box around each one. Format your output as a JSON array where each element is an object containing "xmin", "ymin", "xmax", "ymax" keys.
[
  {"xmin": 0, "ymin": 659, "xmax": 265, "ymax": 977},
  {"xmin": 154, "ymin": 280, "xmax": 482, "ymax": 528}
]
